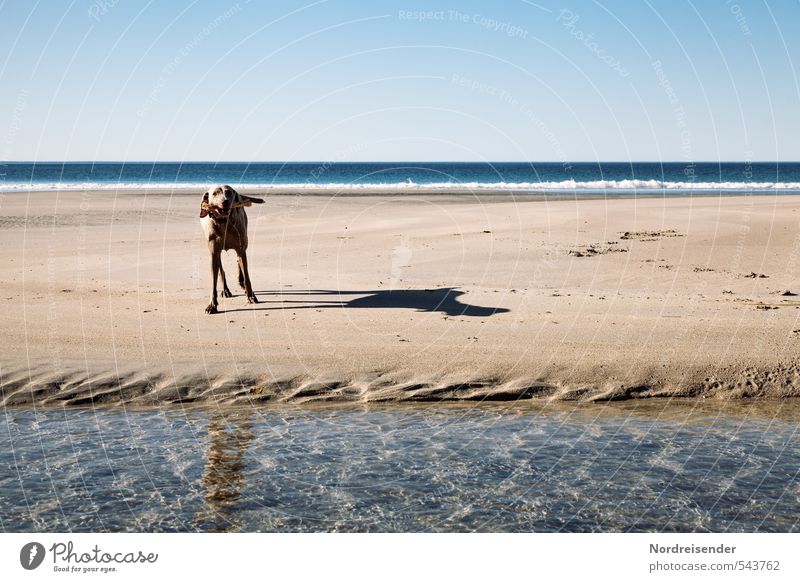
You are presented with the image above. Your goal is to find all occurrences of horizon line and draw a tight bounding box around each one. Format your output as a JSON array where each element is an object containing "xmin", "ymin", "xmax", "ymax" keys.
[{"xmin": 2, "ymin": 160, "xmax": 798, "ymax": 164}]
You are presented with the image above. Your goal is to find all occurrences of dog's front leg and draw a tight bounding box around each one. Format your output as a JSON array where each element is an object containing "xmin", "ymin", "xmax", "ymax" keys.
[
  {"xmin": 236, "ymin": 249, "xmax": 258, "ymax": 304},
  {"xmin": 206, "ymin": 247, "xmax": 222, "ymax": 314}
]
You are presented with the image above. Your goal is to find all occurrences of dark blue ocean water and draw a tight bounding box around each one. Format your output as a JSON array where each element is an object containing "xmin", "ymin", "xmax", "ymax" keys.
[{"xmin": 1, "ymin": 161, "xmax": 800, "ymax": 192}]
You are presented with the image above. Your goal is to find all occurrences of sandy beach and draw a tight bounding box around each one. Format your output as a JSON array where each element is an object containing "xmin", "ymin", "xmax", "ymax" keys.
[{"xmin": 2, "ymin": 189, "xmax": 800, "ymax": 406}]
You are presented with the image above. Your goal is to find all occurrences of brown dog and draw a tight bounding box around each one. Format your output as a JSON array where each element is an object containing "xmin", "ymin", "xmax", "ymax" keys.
[{"xmin": 200, "ymin": 185, "xmax": 264, "ymax": 314}]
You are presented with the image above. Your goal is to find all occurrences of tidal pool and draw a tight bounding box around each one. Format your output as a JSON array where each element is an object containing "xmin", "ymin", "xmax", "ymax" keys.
[{"xmin": 1, "ymin": 401, "xmax": 799, "ymax": 532}]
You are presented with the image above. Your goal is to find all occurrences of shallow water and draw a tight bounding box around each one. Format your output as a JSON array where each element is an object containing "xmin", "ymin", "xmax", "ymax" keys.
[{"xmin": 1, "ymin": 401, "xmax": 799, "ymax": 532}]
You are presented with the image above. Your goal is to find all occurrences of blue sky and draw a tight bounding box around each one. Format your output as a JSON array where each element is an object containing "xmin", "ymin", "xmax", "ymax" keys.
[{"xmin": 1, "ymin": 0, "xmax": 798, "ymax": 161}]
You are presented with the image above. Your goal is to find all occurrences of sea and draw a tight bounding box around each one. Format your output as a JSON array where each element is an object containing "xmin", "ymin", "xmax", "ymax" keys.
[
  {"xmin": 1, "ymin": 161, "xmax": 800, "ymax": 193},
  {"xmin": 1, "ymin": 401, "xmax": 799, "ymax": 532}
]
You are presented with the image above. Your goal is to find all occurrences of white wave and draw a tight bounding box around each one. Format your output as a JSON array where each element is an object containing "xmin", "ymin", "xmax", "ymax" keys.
[{"xmin": 2, "ymin": 179, "xmax": 800, "ymax": 192}]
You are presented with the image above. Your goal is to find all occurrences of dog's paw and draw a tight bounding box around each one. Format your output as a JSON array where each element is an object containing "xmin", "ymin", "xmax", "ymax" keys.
[
  {"xmin": 247, "ymin": 294, "xmax": 259, "ymax": 304},
  {"xmin": 205, "ymin": 303, "xmax": 218, "ymax": 314},
  {"xmin": 222, "ymin": 288, "xmax": 233, "ymax": 298}
]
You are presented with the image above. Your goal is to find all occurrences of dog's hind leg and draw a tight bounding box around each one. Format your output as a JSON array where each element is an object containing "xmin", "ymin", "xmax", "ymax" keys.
[
  {"xmin": 219, "ymin": 263, "xmax": 233, "ymax": 298},
  {"xmin": 237, "ymin": 262, "xmax": 246, "ymax": 291},
  {"xmin": 236, "ymin": 249, "xmax": 258, "ymax": 304}
]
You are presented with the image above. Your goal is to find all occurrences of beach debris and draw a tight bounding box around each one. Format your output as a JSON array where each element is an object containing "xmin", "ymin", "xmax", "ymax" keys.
[
  {"xmin": 755, "ymin": 304, "xmax": 778, "ymax": 310},
  {"xmin": 781, "ymin": 290, "xmax": 797, "ymax": 296},
  {"xmin": 620, "ymin": 229, "xmax": 683, "ymax": 240},
  {"xmin": 568, "ymin": 244, "xmax": 628, "ymax": 257},
  {"xmin": 693, "ymin": 266, "xmax": 715, "ymax": 272},
  {"xmin": 743, "ymin": 272, "xmax": 769, "ymax": 278}
]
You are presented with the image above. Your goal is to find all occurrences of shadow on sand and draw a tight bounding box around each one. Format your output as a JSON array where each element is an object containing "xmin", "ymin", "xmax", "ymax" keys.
[{"xmin": 224, "ymin": 287, "xmax": 510, "ymax": 317}]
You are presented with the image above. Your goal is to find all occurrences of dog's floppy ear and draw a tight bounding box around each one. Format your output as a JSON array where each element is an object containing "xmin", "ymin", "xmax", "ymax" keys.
[
  {"xmin": 238, "ymin": 194, "xmax": 265, "ymax": 207},
  {"xmin": 200, "ymin": 191, "xmax": 209, "ymax": 218}
]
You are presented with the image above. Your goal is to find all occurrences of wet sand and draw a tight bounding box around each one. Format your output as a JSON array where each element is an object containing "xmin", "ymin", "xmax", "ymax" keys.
[{"xmin": 2, "ymin": 189, "xmax": 800, "ymax": 406}]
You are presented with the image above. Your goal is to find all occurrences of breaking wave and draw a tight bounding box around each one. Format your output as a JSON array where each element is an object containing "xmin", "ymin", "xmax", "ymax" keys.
[{"xmin": 4, "ymin": 179, "xmax": 800, "ymax": 192}]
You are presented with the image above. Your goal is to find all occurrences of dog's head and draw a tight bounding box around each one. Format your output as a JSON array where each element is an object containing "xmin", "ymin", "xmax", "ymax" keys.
[{"xmin": 200, "ymin": 185, "xmax": 264, "ymax": 219}]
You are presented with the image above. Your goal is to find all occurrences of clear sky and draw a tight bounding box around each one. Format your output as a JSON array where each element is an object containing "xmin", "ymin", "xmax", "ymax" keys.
[{"xmin": 1, "ymin": 0, "xmax": 798, "ymax": 162}]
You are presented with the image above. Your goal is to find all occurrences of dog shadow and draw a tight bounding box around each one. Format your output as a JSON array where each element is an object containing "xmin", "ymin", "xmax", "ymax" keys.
[{"xmin": 224, "ymin": 287, "xmax": 510, "ymax": 317}]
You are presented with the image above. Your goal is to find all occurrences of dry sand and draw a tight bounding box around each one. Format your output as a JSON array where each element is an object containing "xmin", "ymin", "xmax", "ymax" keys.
[{"xmin": 2, "ymin": 189, "xmax": 800, "ymax": 406}]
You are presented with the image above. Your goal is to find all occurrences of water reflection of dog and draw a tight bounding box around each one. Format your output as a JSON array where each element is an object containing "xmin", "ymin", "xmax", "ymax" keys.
[{"xmin": 194, "ymin": 411, "xmax": 254, "ymax": 531}]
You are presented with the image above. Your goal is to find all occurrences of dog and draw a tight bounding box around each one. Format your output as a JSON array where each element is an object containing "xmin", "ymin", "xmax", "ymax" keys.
[{"xmin": 200, "ymin": 185, "xmax": 264, "ymax": 314}]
